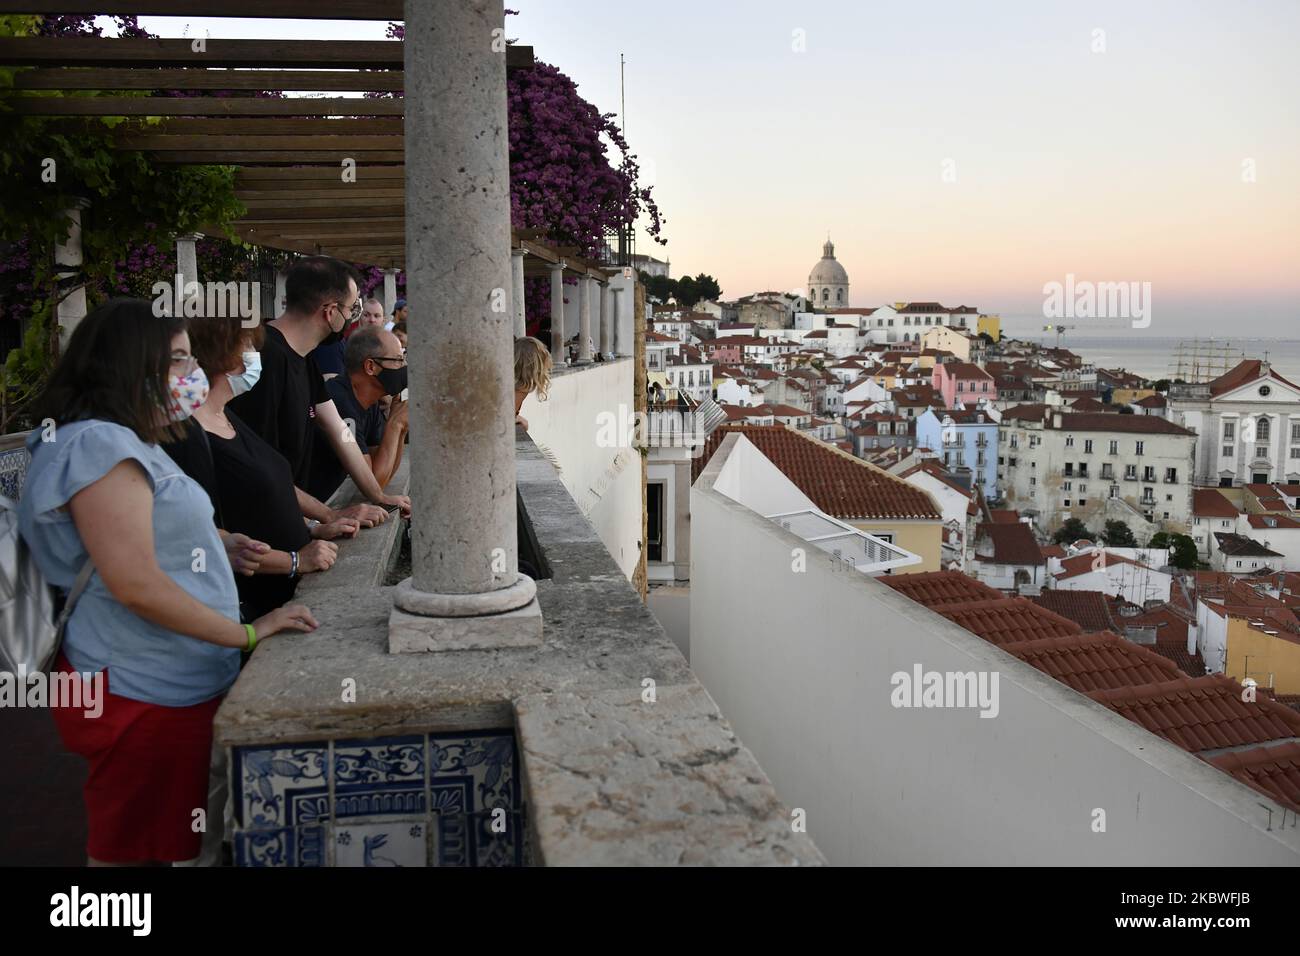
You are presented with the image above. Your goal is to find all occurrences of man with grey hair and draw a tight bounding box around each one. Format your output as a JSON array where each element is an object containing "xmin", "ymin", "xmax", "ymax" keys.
[{"xmin": 306, "ymin": 326, "xmax": 409, "ymax": 502}]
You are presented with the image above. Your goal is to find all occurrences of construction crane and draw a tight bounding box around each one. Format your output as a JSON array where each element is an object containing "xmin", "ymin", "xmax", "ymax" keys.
[{"xmin": 1042, "ymin": 324, "xmax": 1075, "ymax": 349}]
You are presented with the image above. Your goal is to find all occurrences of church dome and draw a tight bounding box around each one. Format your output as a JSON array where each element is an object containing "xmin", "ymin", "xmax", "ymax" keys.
[{"xmin": 808, "ymin": 238, "xmax": 849, "ymax": 288}]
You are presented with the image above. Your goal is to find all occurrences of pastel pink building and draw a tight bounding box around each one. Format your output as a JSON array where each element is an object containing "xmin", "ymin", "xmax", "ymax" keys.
[
  {"xmin": 705, "ymin": 340, "xmax": 743, "ymax": 364},
  {"xmin": 932, "ymin": 361, "xmax": 994, "ymax": 408}
]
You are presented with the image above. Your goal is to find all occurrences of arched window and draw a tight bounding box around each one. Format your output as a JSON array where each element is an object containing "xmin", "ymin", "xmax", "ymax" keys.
[
  {"xmin": 1257, "ymin": 417, "xmax": 1270, "ymax": 441},
  {"xmin": 836, "ymin": 288, "xmax": 843, "ymax": 303}
]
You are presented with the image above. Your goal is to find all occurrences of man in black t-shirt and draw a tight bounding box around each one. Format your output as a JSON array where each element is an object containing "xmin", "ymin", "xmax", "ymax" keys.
[
  {"xmin": 306, "ymin": 327, "xmax": 409, "ymax": 502},
  {"xmin": 229, "ymin": 256, "xmax": 411, "ymax": 527}
]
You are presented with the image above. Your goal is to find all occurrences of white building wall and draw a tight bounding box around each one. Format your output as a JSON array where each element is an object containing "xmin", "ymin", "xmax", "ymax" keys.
[
  {"xmin": 691, "ymin": 441, "xmax": 1300, "ymax": 865},
  {"xmin": 519, "ymin": 359, "xmax": 642, "ymax": 580}
]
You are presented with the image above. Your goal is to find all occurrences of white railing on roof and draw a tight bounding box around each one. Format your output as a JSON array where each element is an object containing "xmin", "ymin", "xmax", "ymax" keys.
[{"xmin": 766, "ymin": 508, "xmax": 921, "ymax": 574}]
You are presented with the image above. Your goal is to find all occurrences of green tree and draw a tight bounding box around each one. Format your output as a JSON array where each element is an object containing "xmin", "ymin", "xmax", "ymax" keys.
[
  {"xmin": 1167, "ymin": 534, "xmax": 1198, "ymax": 570},
  {"xmin": 1102, "ymin": 520, "xmax": 1137, "ymax": 547},
  {"xmin": 689, "ymin": 273, "xmax": 721, "ymax": 304},
  {"xmin": 1147, "ymin": 531, "xmax": 1171, "ymax": 549},
  {"xmin": 1053, "ymin": 517, "xmax": 1090, "ymax": 545},
  {"xmin": 639, "ymin": 270, "xmax": 676, "ymax": 304},
  {"xmin": 675, "ymin": 275, "xmax": 699, "ymax": 307}
]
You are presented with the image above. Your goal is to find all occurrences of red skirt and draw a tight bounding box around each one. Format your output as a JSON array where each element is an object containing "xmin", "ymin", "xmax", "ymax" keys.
[{"xmin": 50, "ymin": 653, "xmax": 223, "ymax": 863}]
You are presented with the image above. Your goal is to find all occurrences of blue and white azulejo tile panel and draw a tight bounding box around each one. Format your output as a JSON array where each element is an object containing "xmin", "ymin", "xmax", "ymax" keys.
[
  {"xmin": 333, "ymin": 735, "xmax": 425, "ymax": 818},
  {"xmin": 232, "ymin": 744, "xmax": 329, "ymax": 830},
  {"xmin": 230, "ymin": 730, "xmax": 526, "ymax": 866},
  {"xmin": 0, "ymin": 447, "xmax": 29, "ymax": 501},
  {"xmin": 234, "ymin": 825, "xmax": 325, "ymax": 868},
  {"xmin": 333, "ymin": 816, "xmax": 432, "ymax": 867}
]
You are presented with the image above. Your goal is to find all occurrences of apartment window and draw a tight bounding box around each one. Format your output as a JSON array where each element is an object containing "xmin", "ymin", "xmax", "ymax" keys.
[
  {"xmin": 1109, "ymin": 485, "xmax": 1118, "ymax": 498},
  {"xmin": 1109, "ymin": 440, "xmax": 1118, "ymax": 455},
  {"xmin": 1135, "ymin": 441, "xmax": 1145, "ymax": 456},
  {"xmin": 1143, "ymin": 466, "xmax": 1156, "ymax": 482},
  {"xmin": 1124, "ymin": 464, "xmax": 1138, "ymax": 479},
  {"xmin": 1079, "ymin": 499, "xmax": 1088, "ymax": 507},
  {"xmin": 1064, "ymin": 499, "xmax": 1071, "ymax": 507},
  {"xmin": 1223, "ymin": 445, "xmax": 1234, "ymax": 458},
  {"xmin": 1030, "ymin": 476, "xmax": 1036, "ymax": 486},
  {"xmin": 1064, "ymin": 481, "xmax": 1073, "ymax": 492},
  {"xmin": 1080, "ymin": 484, "xmax": 1087, "ymax": 494},
  {"xmin": 1166, "ymin": 494, "xmax": 1173, "ymax": 502},
  {"xmin": 1065, "ymin": 435, "xmax": 1075, "ymax": 448},
  {"xmin": 1163, "ymin": 512, "xmax": 1170, "ymax": 520},
  {"xmin": 1064, "ymin": 463, "xmax": 1074, "ymax": 477},
  {"xmin": 1084, "ymin": 439, "xmax": 1093, "ymax": 454},
  {"xmin": 1223, "ymin": 421, "xmax": 1235, "ymax": 441},
  {"xmin": 1165, "ymin": 467, "xmax": 1177, "ymax": 482},
  {"xmin": 1078, "ymin": 463, "xmax": 1088, "ymax": 478},
  {"xmin": 646, "ymin": 482, "xmax": 666, "ymax": 563}
]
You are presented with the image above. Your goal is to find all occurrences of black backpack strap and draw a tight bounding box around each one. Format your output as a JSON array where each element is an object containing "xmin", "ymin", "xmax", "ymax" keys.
[{"xmin": 54, "ymin": 558, "xmax": 94, "ymax": 637}]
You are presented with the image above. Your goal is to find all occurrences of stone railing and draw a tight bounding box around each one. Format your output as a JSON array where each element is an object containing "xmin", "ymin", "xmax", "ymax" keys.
[{"xmin": 213, "ymin": 430, "xmax": 823, "ymax": 867}]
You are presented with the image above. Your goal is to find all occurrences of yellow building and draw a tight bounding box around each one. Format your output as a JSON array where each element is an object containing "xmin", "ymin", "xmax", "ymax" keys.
[
  {"xmin": 922, "ymin": 326, "xmax": 973, "ymax": 361},
  {"xmin": 1225, "ymin": 615, "xmax": 1300, "ymax": 695},
  {"xmin": 1110, "ymin": 387, "xmax": 1157, "ymax": 406},
  {"xmin": 977, "ymin": 314, "xmax": 1001, "ymax": 340}
]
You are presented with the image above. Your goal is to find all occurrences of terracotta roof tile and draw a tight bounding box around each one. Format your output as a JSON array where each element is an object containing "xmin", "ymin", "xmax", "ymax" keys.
[
  {"xmin": 692, "ymin": 424, "xmax": 942, "ymax": 520},
  {"xmin": 928, "ymin": 597, "xmax": 1082, "ymax": 645},
  {"xmin": 1087, "ymin": 675, "xmax": 1300, "ymax": 753},
  {"xmin": 879, "ymin": 570, "xmax": 1002, "ymax": 605},
  {"xmin": 975, "ymin": 522, "xmax": 1045, "ymax": 566},
  {"xmin": 1209, "ymin": 359, "xmax": 1300, "ymax": 398},
  {"xmin": 1193, "ymin": 489, "xmax": 1240, "ymax": 518},
  {"xmin": 1001, "ymin": 632, "xmax": 1185, "ymax": 693},
  {"xmin": 1030, "ymin": 590, "xmax": 1120, "ymax": 633},
  {"xmin": 1204, "ymin": 742, "xmax": 1300, "ymax": 813}
]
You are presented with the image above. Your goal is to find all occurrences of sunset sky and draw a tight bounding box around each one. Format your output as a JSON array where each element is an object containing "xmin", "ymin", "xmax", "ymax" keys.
[{"xmin": 139, "ymin": 1, "xmax": 1300, "ymax": 336}]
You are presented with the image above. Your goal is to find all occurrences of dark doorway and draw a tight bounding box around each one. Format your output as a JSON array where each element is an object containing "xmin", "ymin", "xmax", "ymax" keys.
[{"xmin": 647, "ymin": 482, "xmax": 665, "ymax": 563}]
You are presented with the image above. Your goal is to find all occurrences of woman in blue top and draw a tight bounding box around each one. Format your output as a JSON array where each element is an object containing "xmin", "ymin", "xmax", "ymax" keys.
[{"xmin": 18, "ymin": 298, "xmax": 318, "ymax": 865}]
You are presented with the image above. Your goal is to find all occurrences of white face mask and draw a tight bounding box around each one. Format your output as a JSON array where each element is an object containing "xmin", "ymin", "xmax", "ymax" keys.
[{"xmin": 227, "ymin": 351, "xmax": 262, "ymax": 397}]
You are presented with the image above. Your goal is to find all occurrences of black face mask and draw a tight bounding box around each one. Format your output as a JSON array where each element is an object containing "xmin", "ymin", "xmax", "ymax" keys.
[{"xmin": 376, "ymin": 364, "xmax": 408, "ymax": 396}]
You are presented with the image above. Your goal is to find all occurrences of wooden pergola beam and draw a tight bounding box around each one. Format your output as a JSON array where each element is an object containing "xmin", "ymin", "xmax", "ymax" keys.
[
  {"xmin": 0, "ymin": 37, "xmax": 533, "ymax": 70},
  {"xmin": 236, "ymin": 165, "xmax": 404, "ymax": 183},
  {"xmin": 150, "ymin": 150, "xmax": 405, "ymax": 164},
  {"xmin": 115, "ymin": 133, "xmax": 403, "ymax": 151},
  {"xmin": 11, "ymin": 68, "xmax": 405, "ymax": 92},
  {"xmin": 3, "ymin": 1, "xmax": 404, "ymax": 19},
  {"xmin": 3, "ymin": 96, "xmax": 405, "ymax": 116}
]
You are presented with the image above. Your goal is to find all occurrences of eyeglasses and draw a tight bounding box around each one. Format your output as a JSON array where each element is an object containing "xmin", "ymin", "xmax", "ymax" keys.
[
  {"xmin": 331, "ymin": 298, "xmax": 363, "ymax": 322},
  {"xmin": 372, "ymin": 355, "xmax": 406, "ymax": 366},
  {"xmin": 170, "ymin": 352, "xmax": 198, "ymax": 375}
]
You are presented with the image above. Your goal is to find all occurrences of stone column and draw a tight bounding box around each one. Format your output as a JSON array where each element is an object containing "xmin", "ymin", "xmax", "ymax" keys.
[
  {"xmin": 511, "ymin": 247, "xmax": 527, "ymax": 339},
  {"xmin": 549, "ymin": 261, "xmax": 567, "ymax": 367},
  {"xmin": 382, "ymin": 267, "xmax": 399, "ymax": 319},
  {"xmin": 176, "ymin": 232, "xmax": 201, "ymax": 314},
  {"xmin": 598, "ymin": 279, "xmax": 611, "ymax": 359},
  {"xmin": 390, "ymin": 0, "xmax": 540, "ymax": 652},
  {"xmin": 577, "ymin": 274, "xmax": 593, "ymax": 364},
  {"xmin": 54, "ymin": 199, "xmax": 89, "ymax": 351}
]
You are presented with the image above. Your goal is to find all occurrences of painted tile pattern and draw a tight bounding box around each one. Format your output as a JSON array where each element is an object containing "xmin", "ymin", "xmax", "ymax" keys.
[
  {"xmin": 231, "ymin": 730, "xmax": 525, "ymax": 867},
  {"xmin": 0, "ymin": 447, "xmax": 29, "ymax": 501}
]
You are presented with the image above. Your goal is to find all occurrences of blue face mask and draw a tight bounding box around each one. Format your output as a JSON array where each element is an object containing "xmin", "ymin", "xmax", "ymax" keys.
[{"xmin": 227, "ymin": 351, "xmax": 262, "ymax": 397}]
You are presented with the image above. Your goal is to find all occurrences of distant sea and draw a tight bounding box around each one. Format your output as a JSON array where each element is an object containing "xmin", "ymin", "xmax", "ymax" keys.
[{"xmin": 994, "ymin": 318, "xmax": 1300, "ymax": 385}]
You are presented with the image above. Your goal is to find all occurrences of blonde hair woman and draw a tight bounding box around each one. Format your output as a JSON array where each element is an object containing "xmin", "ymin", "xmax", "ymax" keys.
[{"xmin": 513, "ymin": 336, "xmax": 552, "ymax": 430}]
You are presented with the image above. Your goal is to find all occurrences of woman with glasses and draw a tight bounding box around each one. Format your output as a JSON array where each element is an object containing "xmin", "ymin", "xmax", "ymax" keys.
[
  {"xmin": 164, "ymin": 311, "xmax": 353, "ymax": 623},
  {"xmin": 17, "ymin": 299, "xmax": 318, "ymax": 866}
]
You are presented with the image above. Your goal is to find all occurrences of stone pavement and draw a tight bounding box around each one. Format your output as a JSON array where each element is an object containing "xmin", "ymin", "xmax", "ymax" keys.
[{"xmin": 0, "ymin": 707, "xmax": 87, "ymax": 865}]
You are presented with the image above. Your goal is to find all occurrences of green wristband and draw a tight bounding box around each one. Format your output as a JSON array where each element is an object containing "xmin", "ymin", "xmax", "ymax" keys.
[{"xmin": 244, "ymin": 623, "xmax": 258, "ymax": 653}]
